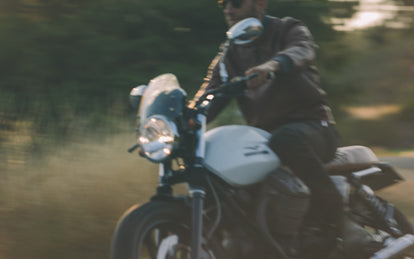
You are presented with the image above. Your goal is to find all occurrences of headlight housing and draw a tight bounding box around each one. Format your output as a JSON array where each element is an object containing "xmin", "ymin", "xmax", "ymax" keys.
[{"xmin": 138, "ymin": 115, "xmax": 179, "ymax": 162}]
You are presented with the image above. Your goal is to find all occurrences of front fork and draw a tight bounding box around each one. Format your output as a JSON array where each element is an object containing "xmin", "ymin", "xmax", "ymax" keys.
[
  {"xmin": 190, "ymin": 113, "xmax": 208, "ymax": 259},
  {"xmin": 158, "ymin": 112, "xmax": 208, "ymax": 259},
  {"xmin": 157, "ymin": 165, "xmax": 207, "ymax": 259},
  {"xmin": 190, "ymin": 186, "xmax": 206, "ymax": 259},
  {"xmin": 157, "ymin": 113, "xmax": 207, "ymax": 259}
]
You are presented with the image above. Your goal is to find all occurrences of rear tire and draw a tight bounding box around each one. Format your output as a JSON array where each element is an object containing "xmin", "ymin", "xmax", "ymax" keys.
[{"xmin": 110, "ymin": 200, "xmax": 218, "ymax": 259}]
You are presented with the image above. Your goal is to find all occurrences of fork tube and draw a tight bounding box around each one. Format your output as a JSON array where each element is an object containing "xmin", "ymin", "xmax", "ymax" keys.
[
  {"xmin": 190, "ymin": 113, "xmax": 207, "ymax": 259},
  {"xmin": 191, "ymin": 187, "xmax": 206, "ymax": 259},
  {"xmin": 195, "ymin": 113, "xmax": 206, "ymax": 159},
  {"xmin": 158, "ymin": 163, "xmax": 165, "ymax": 183}
]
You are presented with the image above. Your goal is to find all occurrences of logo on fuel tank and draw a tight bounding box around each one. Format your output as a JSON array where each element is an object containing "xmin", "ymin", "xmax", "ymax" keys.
[{"xmin": 243, "ymin": 145, "xmax": 270, "ymax": 157}]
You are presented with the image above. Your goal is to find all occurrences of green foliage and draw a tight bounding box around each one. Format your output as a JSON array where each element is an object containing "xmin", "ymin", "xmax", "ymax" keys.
[
  {"xmin": 331, "ymin": 28, "xmax": 414, "ymax": 148},
  {"xmin": 0, "ymin": 0, "xmax": 348, "ymax": 140},
  {"xmin": 7, "ymin": 0, "xmax": 412, "ymax": 148},
  {"xmin": 268, "ymin": 0, "xmax": 336, "ymax": 40},
  {"xmin": 0, "ymin": 0, "xmax": 224, "ymax": 136}
]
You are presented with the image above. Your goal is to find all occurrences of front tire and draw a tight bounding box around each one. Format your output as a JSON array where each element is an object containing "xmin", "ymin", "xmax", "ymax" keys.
[{"xmin": 110, "ymin": 200, "xmax": 217, "ymax": 259}]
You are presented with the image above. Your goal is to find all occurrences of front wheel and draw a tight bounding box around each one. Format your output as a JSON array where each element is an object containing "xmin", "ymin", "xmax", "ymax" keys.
[{"xmin": 110, "ymin": 200, "xmax": 217, "ymax": 259}]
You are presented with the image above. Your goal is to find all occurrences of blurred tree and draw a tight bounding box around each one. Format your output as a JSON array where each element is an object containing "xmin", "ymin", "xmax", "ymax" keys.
[
  {"xmin": 0, "ymin": 0, "xmax": 358, "ymax": 138},
  {"xmin": 266, "ymin": 0, "xmax": 359, "ymax": 109}
]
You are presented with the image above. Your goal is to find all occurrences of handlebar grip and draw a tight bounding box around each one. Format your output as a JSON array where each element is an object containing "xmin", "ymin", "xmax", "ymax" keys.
[
  {"xmin": 247, "ymin": 72, "xmax": 274, "ymax": 80},
  {"xmin": 246, "ymin": 72, "xmax": 259, "ymax": 80},
  {"xmin": 268, "ymin": 71, "xmax": 275, "ymax": 79},
  {"xmin": 229, "ymin": 72, "xmax": 258, "ymax": 84}
]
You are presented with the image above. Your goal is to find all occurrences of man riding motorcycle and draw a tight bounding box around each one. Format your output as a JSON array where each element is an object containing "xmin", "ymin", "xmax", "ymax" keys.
[{"xmin": 192, "ymin": 0, "xmax": 343, "ymax": 254}]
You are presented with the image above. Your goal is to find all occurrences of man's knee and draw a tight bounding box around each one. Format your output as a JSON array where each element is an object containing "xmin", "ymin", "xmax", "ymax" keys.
[{"xmin": 269, "ymin": 125, "xmax": 309, "ymax": 162}]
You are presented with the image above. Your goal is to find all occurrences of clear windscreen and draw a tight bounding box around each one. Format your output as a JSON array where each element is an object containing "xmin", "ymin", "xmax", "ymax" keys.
[{"xmin": 139, "ymin": 73, "xmax": 187, "ymax": 126}]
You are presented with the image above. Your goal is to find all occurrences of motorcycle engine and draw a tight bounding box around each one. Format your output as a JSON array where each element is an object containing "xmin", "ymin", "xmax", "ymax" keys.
[{"xmin": 259, "ymin": 168, "xmax": 311, "ymax": 236}]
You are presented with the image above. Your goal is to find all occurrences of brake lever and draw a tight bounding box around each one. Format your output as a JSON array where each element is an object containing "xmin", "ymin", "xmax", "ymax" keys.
[
  {"xmin": 222, "ymin": 73, "xmax": 259, "ymax": 95},
  {"xmin": 128, "ymin": 143, "xmax": 140, "ymax": 153}
]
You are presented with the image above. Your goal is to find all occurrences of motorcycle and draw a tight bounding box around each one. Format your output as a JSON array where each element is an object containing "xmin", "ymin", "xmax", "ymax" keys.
[{"xmin": 110, "ymin": 18, "xmax": 414, "ymax": 259}]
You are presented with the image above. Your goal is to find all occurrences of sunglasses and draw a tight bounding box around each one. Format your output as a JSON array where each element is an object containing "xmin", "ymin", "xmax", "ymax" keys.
[{"xmin": 218, "ymin": 0, "xmax": 244, "ymax": 9}]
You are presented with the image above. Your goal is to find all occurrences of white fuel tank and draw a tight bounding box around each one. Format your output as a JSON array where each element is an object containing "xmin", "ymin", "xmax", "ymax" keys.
[{"xmin": 203, "ymin": 125, "xmax": 280, "ymax": 187}]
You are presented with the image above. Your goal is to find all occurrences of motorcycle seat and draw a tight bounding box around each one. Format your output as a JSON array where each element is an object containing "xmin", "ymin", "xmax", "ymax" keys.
[{"xmin": 324, "ymin": 145, "xmax": 379, "ymax": 173}]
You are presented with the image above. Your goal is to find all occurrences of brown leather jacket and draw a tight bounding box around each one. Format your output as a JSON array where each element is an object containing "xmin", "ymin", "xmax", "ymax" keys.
[{"xmin": 193, "ymin": 16, "xmax": 334, "ymax": 132}]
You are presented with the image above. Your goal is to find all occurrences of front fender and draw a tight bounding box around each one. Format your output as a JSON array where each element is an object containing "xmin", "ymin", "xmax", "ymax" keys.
[{"xmin": 150, "ymin": 192, "xmax": 191, "ymax": 206}]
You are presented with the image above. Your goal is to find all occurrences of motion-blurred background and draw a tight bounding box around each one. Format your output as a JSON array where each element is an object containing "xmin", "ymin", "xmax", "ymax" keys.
[{"xmin": 0, "ymin": 0, "xmax": 413, "ymax": 258}]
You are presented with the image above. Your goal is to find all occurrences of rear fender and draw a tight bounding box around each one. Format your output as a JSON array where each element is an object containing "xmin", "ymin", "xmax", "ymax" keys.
[{"xmin": 360, "ymin": 163, "xmax": 404, "ymax": 191}]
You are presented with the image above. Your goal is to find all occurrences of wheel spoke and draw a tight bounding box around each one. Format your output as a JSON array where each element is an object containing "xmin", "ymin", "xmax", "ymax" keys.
[
  {"xmin": 144, "ymin": 229, "xmax": 159, "ymax": 259},
  {"xmin": 140, "ymin": 224, "xmax": 193, "ymax": 259}
]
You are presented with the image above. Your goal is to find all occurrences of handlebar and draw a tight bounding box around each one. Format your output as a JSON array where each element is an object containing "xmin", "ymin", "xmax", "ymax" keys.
[
  {"xmin": 196, "ymin": 73, "xmax": 258, "ymax": 109},
  {"xmin": 208, "ymin": 73, "xmax": 258, "ymax": 95}
]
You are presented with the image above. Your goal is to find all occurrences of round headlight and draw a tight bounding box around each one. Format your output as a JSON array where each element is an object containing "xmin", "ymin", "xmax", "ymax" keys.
[{"xmin": 138, "ymin": 115, "xmax": 179, "ymax": 162}]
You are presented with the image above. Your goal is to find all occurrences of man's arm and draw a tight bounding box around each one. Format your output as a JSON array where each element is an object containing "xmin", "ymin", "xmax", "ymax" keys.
[
  {"xmin": 190, "ymin": 48, "xmax": 232, "ymax": 123},
  {"xmin": 190, "ymin": 53, "xmax": 222, "ymax": 108},
  {"xmin": 276, "ymin": 24, "xmax": 317, "ymax": 70},
  {"xmin": 245, "ymin": 23, "xmax": 317, "ymax": 89}
]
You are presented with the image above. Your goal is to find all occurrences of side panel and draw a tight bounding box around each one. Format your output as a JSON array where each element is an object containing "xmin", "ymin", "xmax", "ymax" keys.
[{"xmin": 203, "ymin": 125, "xmax": 280, "ymax": 187}]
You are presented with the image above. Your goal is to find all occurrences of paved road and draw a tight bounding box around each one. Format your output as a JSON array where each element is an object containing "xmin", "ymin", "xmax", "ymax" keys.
[{"xmin": 380, "ymin": 155, "xmax": 414, "ymax": 171}]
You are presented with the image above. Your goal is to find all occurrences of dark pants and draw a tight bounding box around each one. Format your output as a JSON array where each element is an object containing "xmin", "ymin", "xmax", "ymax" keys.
[{"xmin": 268, "ymin": 121, "xmax": 343, "ymax": 228}]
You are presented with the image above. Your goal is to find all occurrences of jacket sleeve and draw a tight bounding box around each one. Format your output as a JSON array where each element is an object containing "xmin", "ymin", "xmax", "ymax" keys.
[
  {"xmin": 274, "ymin": 20, "xmax": 317, "ymax": 72},
  {"xmin": 190, "ymin": 47, "xmax": 231, "ymax": 123}
]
